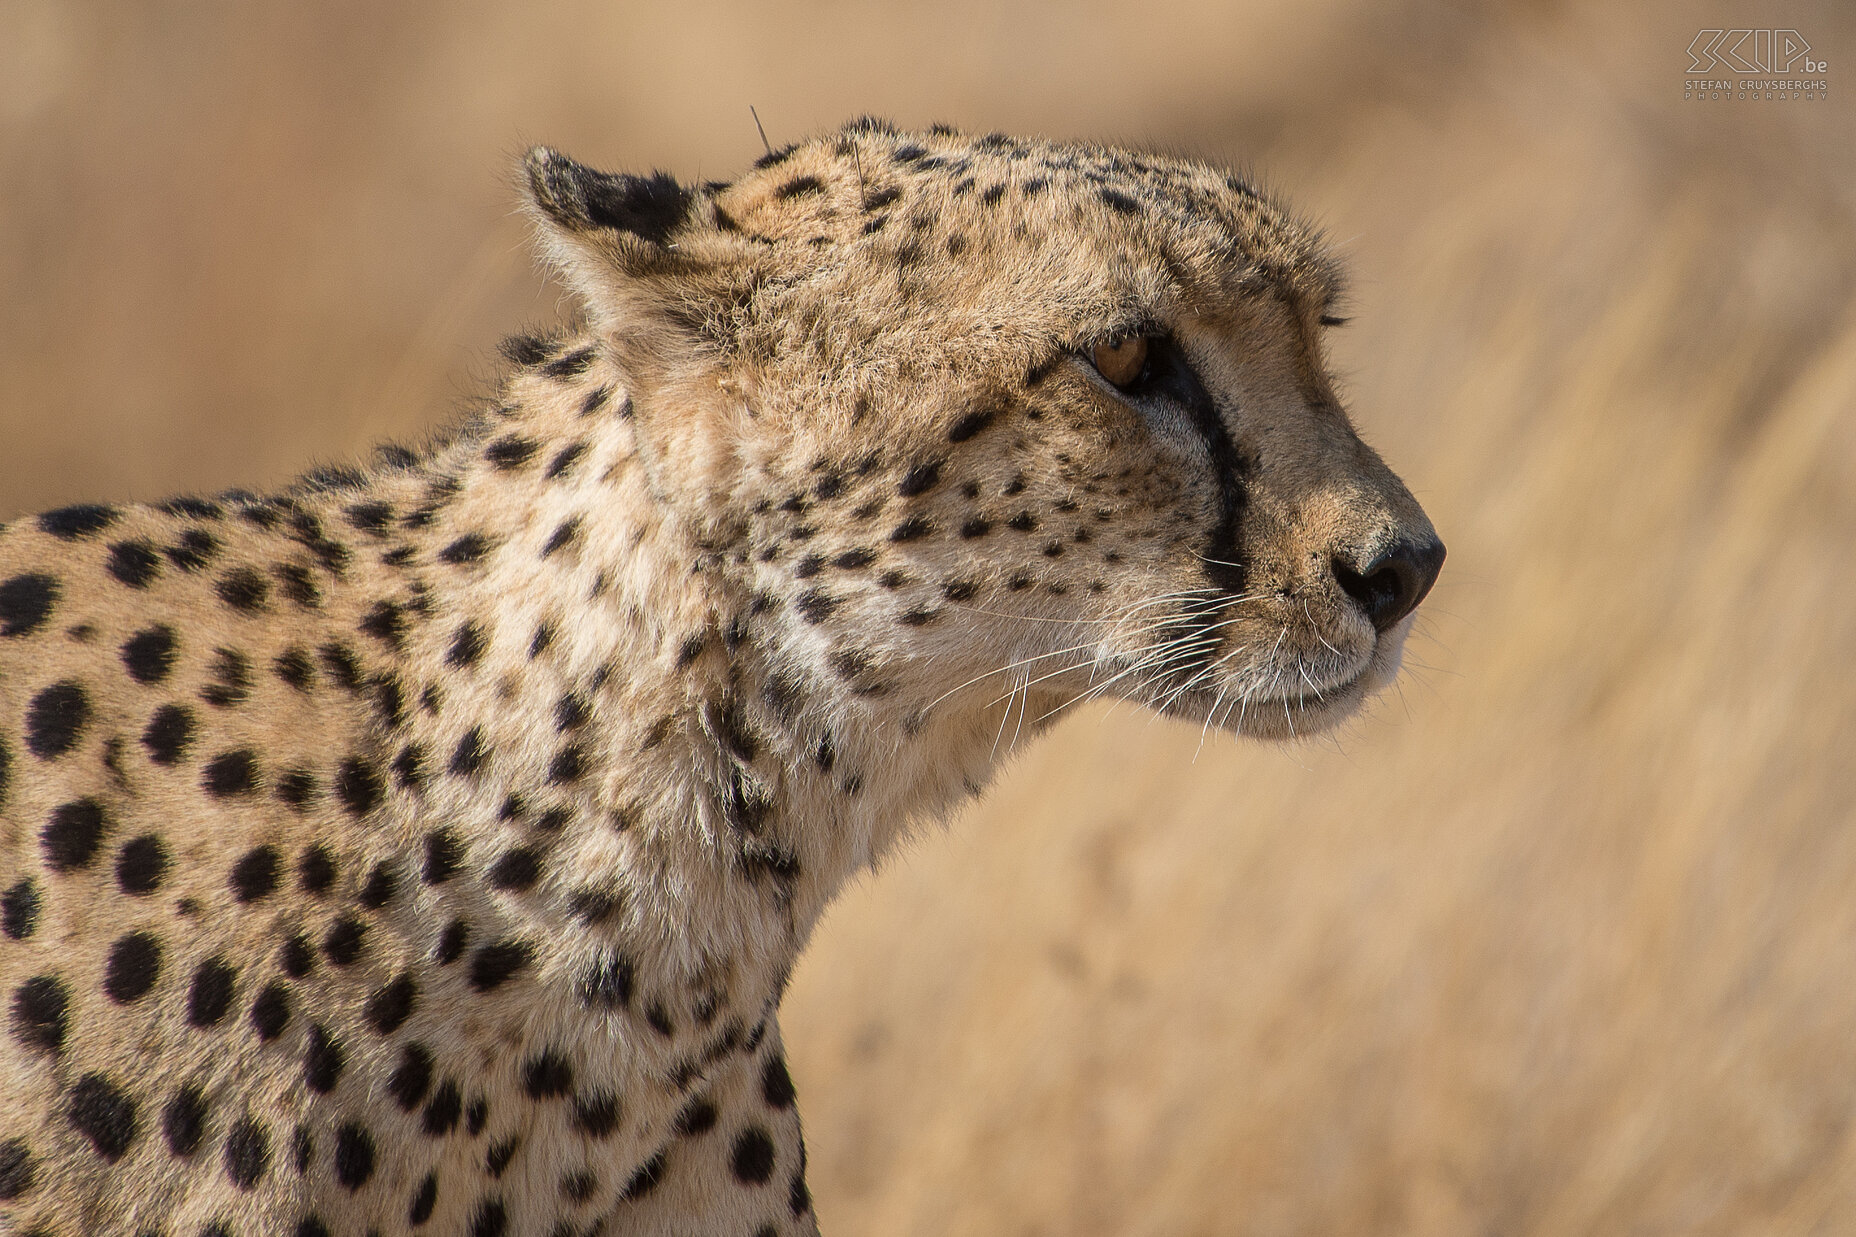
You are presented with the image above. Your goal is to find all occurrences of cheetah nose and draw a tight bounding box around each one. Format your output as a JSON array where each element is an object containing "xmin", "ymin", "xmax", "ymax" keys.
[{"xmin": 1331, "ymin": 536, "xmax": 1445, "ymax": 633}]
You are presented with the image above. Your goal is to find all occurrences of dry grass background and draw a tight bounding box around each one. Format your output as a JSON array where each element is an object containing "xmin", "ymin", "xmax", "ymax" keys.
[{"xmin": 4, "ymin": 1, "xmax": 1854, "ymax": 1233}]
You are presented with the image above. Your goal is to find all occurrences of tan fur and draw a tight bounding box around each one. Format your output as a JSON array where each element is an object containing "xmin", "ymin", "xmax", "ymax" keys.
[{"xmin": 0, "ymin": 121, "xmax": 1438, "ymax": 1233}]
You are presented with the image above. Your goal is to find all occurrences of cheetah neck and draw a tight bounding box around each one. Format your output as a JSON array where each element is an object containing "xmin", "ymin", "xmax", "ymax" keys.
[{"xmin": 338, "ymin": 340, "xmax": 1017, "ymax": 1025}]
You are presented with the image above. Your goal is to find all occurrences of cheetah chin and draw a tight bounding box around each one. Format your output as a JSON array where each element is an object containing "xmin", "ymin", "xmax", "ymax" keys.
[{"xmin": 1, "ymin": 118, "xmax": 1440, "ymax": 1233}]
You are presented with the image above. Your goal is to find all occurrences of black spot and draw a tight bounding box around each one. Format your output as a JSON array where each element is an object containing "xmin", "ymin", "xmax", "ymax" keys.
[
  {"xmin": 41, "ymin": 798, "xmax": 106, "ymax": 871},
  {"xmin": 942, "ymin": 580, "xmax": 978, "ymax": 602},
  {"xmin": 273, "ymin": 561, "xmax": 320, "ymax": 608},
  {"xmin": 423, "ymin": 830, "xmax": 464, "ymax": 884},
  {"xmin": 39, "ymin": 504, "xmax": 118, "ymax": 539},
  {"xmin": 485, "ymin": 436, "xmax": 539, "ymax": 470},
  {"xmin": 298, "ymin": 844, "xmax": 337, "ymax": 895},
  {"xmin": 958, "ymin": 518, "xmax": 992, "ymax": 539},
  {"xmin": 791, "ymin": 1168, "xmax": 814, "ymax": 1216},
  {"xmin": 276, "ymin": 769, "xmax": 319, "ymax": 808},
  {"xmin": 645, "ymin": 1003, "xmax": 676, "ymax": 1037},
  {"xmin": 435, "ymin": 919, "xmax": 469, "ymax": 966},
  {"xmin": 203, "ymin": 749, "xmax": 260, "ymax": 796},
  {"xmin": 162, "ymin": 1084, "xmax": 209, "ymax": 1157},
  {"xmin": 529, "ymin": 622, "xmax": 555, "ymax": 657},
  {"xmin": 469, "ymin": 1198, "xmax": 508, "ymax": 1237},
  {"xmin": 488, "ymin": 848, "xmax": 543, "ymax": 892},
  {"xmin": 229, "ymin": 845, "xmax": 280, "ymax": 902},
  {"xmin": 281, "ymin": 933, "xmax": 317, "ymax": 978},
  {"xmin": 541, "ymin": 517, "xmax": 581, "ymax": 557},
  {"xmin": 250, "ymin": 982, "xmax": 291, "ymax": 1041},
  {"xmin": 450, "ymin": 726, "xmax": 488, "ymax": 776},
  {"xmin": 292, "ymin": 1125, "xmax": 314, "ymax": 1174},
  {"xmin": 319, "ymin": 641, "xmax": 363, "ymax": 691},
  {"xmin": 114, "ymin": 625, "xmax": 174, "ymax": 687},
  {"xmin": 620, "ymin": 1151, "xmax": 666, "ymax": 1200},
  {"xmin": 469, "ymin": 940, "xmax": 533, "ymax": 992},
  {"xmin": 555, "ymin": 691, "xmax": 591, "ymax": 731},
  {"xmin": 26, "ymin": 681, "xmax": 90, "ymax": 759},
  {"xmin": 345, "ymin": 501, "xmax": 394, "ymax": 535},
  {"xmin": 67, "ymin": 1072, "xmax": 138, "ymax": 1160},
  {"xmin": 439, "ymin": 533, "xmax": 493, "ymax": 566},
  {"xmin": 890, "ymin": 516, "xmax": 933, "ymax": 542},
  {"xmin": 732, "ymin": 1126, "xmax": 777, "ymax": 1184},
  {"xmin": 422, "ymin": 1080, "xmax": 463, "ymax": 1136},
  {"xmin": 165, "ymin": 528, "xmax": 220, "ymax": 572},
  {"xmin": 389, "ymin": 1044, "xmax": 434, "ymax": 1111},
  {"xmin": 541, "ymin": 344, "xmax": 597, "ymax": 379},
  {"xmin": 576, "ymin": 952, "xmax": 635, "ymax": 1008},
  {"xmin": 761, "ymin": 1056, "xmax": 799, "ymax": 1110},
  {"xmin": 392, "ymin": 744, "xmax": 425, "ymax": 791},
  {"xmin": 675, "ymin": 1097, "xmax": 718, "ymax": 1137},
  {"xmin": 579, "ymin": 384, "xmax": 615, "ymax": 418},
  {"xmin": 571, "ymin": 1089, "xmax": 620, "ymax": 1137},
  {"xmin": 359, "ymin": 600, "xmax": 405, "ymax": 648},
  {"xmin": 948, "ymin": 409, "xmax": 997, "ymax": 442},
  {"xmin": 897, "ymin": 461, "xmax": 942, "ymax": 497},
  {"xmin": 501, "ymin": 332, "xmax": 554, "ymax": 366},
  {"xmin": 263, "ymin": 646, "xmax": 313, "ymax": 694},
  {"xmin": 142, "ymin": 704, "xmax": 195, "ymax": 765},
  {"xmin": 548, "ymin": 744, "xmax": 586, "ymax": 784},
  {"xmin": 304, "ymin": 1025, "xmax": 347, "ymax": 1094},
  {"xmin": 111, "ymin": 835, "xmax": 167, "ymax": 896},
  {"xmin": 357, "ymin": 862, "xmax": 397, "ymax": 908},
  {"xmin": 776, "ymin": 174, "xmax": 825, "ymax": 199},
  {"xmin": 467, "ymin": 1099, "xmax": 490, "ymax": 1135},
  {"xmin": 334, "ymin": 1122, "xmax": 375, "ymax": 1190},
  {"xmin": 0, "ymin": 1136, "xmax": 36, "ymax": 1200},
  {"xmin": 375, "ymin": 676, "xmax": 411, "ymax": 727},
  {"xmin": 365, "ymin": 973, "xmax": 419, "ymax": 1035},
  {"xmin": 1100, "ymin": 187, "xmax": 1141, "ymax": 214},
  {"xmin": 107, "ymin": 541, "xmax": 162, "ymax": 588},
  {"xmin": 224, "ymin": 1115, "xmax": 270, "ymax": 1190},
  {"xmin": 409, "ymin": 1172, "xmax": 439, "ymax": 1225},
  {"xmin": 523, "ymin": 1049, "xmax": 575, "ymax": 1099},
  {"xmin": 793, "ymin": 553, "xmax": 823, "ymax": 579},
  {"xmin": 545, "ymin": 442, "xmax": 589, "ymax": 482},
  {"xmin": 199, "ymin": 646, "xmax": 252, "ymax": 707},
  {"xmin": 187, "ymin": 957, "xmax": 237, "ymax": 1028},
  {"xmin": 337, "ymin": 757, "xmax": 384, "ymax": 817},
  {"xmin": 2, "ymin": 879, "xmax": 40, "ymax": 939},
  {"xmin": 980, "ymin": 183, "xmax": 1006, "ymax": 205},
  {"xmin": 214, "ymin": 567, "xmax": 269, "ymax": 612},
  {"xmin": 103, "ymin": 931, "xmax": 163, "ymax": 1003},
  {"xmin": 296, "ymin": 1218, "xmax": 330, "ymax": 1237},
  {"xmin": 0, "ymin": 573, "xmax": 57, "ymax": 637},
  {"xmin": 795, "ymin": 589, "xmax": 837, "ymax": 623},
  {"xmin": 486, "ymin": 1135, "xmax": 520, "ymax": 1176},
  {"xmin": 323, "ymin": 916, "xmax": 367, "ymax": 966}
]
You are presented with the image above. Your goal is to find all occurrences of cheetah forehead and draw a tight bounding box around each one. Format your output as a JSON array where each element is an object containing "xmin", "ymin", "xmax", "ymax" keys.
[
  {"xmin": 757, "ymin": 124, "xmax": 1333, "ymax": 308},
  {"xmin": 544, "ymin": 120, "xmax": 1343, "ymax": 348}
]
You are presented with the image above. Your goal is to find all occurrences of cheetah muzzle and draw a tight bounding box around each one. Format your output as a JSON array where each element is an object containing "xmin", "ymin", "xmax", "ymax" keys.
[{"xmin": 1, "ymin": 119, "xmax": 1442, "ymax": 1234}]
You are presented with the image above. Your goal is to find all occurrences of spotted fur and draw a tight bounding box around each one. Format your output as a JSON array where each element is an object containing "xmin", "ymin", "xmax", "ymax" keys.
[{"xmin": 0, "ymin": 120, "xmax": 1440, "ymax": 1233}]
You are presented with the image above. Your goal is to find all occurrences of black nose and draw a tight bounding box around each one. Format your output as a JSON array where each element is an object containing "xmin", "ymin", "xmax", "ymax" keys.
[{"xmin": 1332, "ymin": 537, "xmax": 1446, "ymax": 632}]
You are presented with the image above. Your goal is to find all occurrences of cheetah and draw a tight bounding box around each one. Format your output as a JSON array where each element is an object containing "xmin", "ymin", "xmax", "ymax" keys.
[{"xmin": 0, "ymin": 118, "xmax": 1443, "ymax": 1234}]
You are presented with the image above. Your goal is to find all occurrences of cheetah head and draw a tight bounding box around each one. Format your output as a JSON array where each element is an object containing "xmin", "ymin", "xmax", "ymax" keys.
[{"xmin": 523, "ymin": 120, "xmax": 1442, "ymax": 743}]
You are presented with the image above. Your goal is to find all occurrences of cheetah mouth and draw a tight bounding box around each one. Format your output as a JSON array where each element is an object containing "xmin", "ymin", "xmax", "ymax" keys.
[{"xmin": 1146, "ymin": 618, "xmax": 1413, "ymax": 740}]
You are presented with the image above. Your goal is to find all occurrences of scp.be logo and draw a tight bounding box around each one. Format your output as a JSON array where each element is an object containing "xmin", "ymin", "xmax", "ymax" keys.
[{"xmin": 1686, "ymin": 29, "xmax": 1822, "ymax": 74}]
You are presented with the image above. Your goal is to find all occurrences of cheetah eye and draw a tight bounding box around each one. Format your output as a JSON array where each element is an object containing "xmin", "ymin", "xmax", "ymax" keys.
[{"xmin": 1090, "ymin": 335, "xmax": 1150, "ymax": 389}]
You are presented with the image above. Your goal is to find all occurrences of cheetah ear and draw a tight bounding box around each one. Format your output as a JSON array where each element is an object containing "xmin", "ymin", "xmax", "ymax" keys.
[
  {"xmin": 524, "ymin": 147, "xmax": 692, "ymax": 250},
  {"xmin": 522, "ymin": 147, "xmax": 748, "ymax": 334}
]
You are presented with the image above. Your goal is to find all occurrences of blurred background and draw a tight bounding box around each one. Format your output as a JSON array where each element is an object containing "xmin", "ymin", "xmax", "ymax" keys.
[{"xmin": 3, "ymin": 1, "xmax": 1853, "ymax": 1232}]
